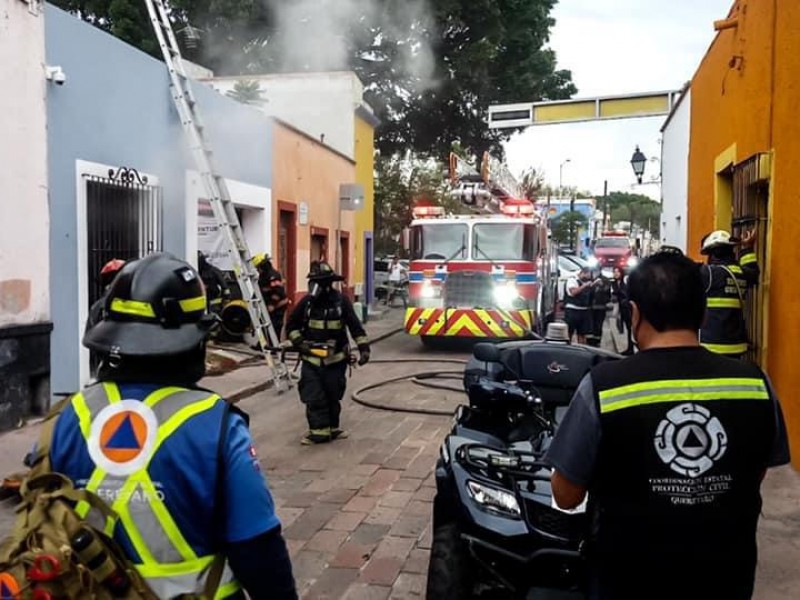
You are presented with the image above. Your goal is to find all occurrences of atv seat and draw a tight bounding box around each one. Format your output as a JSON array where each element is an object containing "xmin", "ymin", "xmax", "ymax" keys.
[{"xmin": 502, "ymin": 344, "xmax": 616, "ymax": 406}]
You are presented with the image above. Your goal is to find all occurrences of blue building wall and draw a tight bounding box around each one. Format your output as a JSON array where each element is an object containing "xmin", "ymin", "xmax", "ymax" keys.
[
  {"xmin": 45, "ymin": 5, "xmax": 273, "ymax": 394},
  {"xmin": 545, "ymin": 200, "xmax": 597, "ymax": 257}
]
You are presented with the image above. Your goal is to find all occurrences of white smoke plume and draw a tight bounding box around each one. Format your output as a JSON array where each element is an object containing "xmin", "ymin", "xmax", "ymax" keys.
[{"xmin": 260, "ymin": 0, "xmax": 438, "ymax": 91}]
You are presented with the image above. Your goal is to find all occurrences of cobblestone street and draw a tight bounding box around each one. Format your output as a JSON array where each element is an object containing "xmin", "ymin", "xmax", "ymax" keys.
[{"xmin": 0, "ymin": 311, "xmax": 798, "ymax": 598}]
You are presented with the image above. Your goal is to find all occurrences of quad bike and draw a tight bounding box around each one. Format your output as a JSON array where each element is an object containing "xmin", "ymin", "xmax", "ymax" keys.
[{"xmin": 427, "ymin": 338, "xmax": 620, "ymax": 599}]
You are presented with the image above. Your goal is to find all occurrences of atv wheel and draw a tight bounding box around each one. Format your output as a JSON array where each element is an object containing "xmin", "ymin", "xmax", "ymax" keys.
[{"xmin": 426, "ymin": 522, "xmax": 474, "ymax": 599}]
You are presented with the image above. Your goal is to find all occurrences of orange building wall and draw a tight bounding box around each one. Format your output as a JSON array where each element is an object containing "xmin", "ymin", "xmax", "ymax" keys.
[
  {"xmin": 272, "ymin": 121, "xmax": 356, "ymax": 298},
  {"xmin": 687, "ymin": 0, "xmax": 800, "ymax": 466}
]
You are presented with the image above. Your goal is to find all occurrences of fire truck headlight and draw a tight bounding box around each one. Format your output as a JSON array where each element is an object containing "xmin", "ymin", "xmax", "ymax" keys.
[
  {"xmin": 627, "ymin": 257, "xmax": 639, "ymax": 269},
  {"xmin": 587, "ymin": 256, "xmax": 599, "ymax": 268},
  {"xmin": 421, "ymin": 281, "xmax": 436, "ymax": 298},
  {"xmin": 493, "ymin": 282, "xmax": 518, "ymax": 308}
]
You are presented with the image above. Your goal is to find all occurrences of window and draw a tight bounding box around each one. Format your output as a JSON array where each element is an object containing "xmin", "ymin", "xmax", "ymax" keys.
[
  {"xmin": 594, "ymin": 238, "xmax": 630, "ymax": 249},
  {"xmin": 411, "ymin": 224, "xmax": 468, "ymax": 260},
  {"xmin": 472, "ymin": 223, "xmax": 536, "ymax": 261}
]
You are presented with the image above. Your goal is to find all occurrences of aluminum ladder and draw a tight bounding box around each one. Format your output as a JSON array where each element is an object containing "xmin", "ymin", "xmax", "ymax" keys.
[{"xmin": 144, "ymin": 0, "xmax": 293, "ymax": 392}]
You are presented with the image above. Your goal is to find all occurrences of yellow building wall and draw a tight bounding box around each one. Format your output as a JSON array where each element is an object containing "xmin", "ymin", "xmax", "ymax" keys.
[
  {"xmin": 354, "ymin": 114, "xmax": 376, "ymax": 300},
  {"xmin": 272, "ymin": 121, "xmax": 356, "ymax": 298},
  {"xmin": 687, "ymin": 0, "xmax": 800, "ymax": 466}
]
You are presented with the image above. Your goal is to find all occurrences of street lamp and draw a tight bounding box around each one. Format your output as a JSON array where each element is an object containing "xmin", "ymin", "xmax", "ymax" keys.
[
  {"xmin": 559, "ymin": 159, "xmax": 571, "ymax": 193},
  {"xmin": 630, "ymin": 146, "xmax": 647, "ymax": 184}
]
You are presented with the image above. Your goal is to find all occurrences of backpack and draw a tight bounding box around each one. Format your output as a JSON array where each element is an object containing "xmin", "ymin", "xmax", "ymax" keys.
[{"xmin": 0, "ymin": 399, "xmax": 225, "ymax": 600}]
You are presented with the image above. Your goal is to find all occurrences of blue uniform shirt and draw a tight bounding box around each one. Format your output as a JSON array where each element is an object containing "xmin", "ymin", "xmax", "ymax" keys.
[{"xmin": 50, "ymin": 384, "xmax": 280, "ymax": 561}]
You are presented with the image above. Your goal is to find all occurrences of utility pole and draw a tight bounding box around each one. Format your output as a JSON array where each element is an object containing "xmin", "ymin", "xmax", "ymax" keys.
[{"xmin": 569, "ymin": 193, "xmax": 576, "ymax": 252}]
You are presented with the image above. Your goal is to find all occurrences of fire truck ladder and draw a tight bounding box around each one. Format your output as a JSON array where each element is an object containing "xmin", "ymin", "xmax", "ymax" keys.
[{"xmin": 144, "ymin": 0, "xmax": 292, "ymax": 392}]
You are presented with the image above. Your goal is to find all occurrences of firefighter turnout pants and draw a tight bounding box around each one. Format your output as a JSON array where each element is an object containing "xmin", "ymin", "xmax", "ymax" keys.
[{"xmin": 299, "ymin": 361, "xmax": 348, "ymax": 431}]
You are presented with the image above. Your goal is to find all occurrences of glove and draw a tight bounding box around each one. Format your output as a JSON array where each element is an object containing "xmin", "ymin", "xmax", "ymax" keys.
[
  {"xmin": 279, "ymin": 339, "xmax": 293, "ymax": 350},
  {"xmin": 358, "ymin": 350, "xmax": 371, "ymax": 366}
]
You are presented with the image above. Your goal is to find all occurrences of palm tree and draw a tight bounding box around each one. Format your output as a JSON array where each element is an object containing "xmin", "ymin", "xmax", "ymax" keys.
[{"xmin": 226, "ymin": 80, "xmax": 265, "ymax": 106}]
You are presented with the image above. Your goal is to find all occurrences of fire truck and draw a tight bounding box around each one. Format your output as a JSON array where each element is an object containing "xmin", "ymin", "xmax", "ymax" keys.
[{"xmin": 403, "ymin": 153, "xmax": 557, "ymax": 345}]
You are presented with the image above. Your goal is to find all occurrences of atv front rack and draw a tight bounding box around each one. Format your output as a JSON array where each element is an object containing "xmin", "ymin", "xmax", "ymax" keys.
[{"xmin": 459, "ymin": 443, "xmax": 553, "ymax": 482}]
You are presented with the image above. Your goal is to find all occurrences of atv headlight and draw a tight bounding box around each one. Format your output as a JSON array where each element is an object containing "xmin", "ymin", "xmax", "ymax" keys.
[
  {"xmin": 493, "ymin": 282, "xmax": 518, "ymax": 308},
  {"xmin": 466, "ymin": 480, "xmax": 521, "ymax": 518}
]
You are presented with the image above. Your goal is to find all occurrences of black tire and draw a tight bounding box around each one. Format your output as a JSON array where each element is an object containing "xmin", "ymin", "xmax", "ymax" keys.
[{"xmin": 426, "ymin": 523, "xmax": 473, "ymax": 599}]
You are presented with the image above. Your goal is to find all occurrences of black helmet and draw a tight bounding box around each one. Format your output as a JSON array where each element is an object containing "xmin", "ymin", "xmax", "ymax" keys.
[
  {"xmin": 307, "ymin": 260, "xmax": 344, "ymax": 282},
  {"xmin": 84, "ymin": 253, "xmax": 215, "ymax": 356}
]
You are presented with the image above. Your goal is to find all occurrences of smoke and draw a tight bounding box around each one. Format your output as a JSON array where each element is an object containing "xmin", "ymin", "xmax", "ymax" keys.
[{"xmin": 261, "ymin": 0, "xmax": 438, "ymax": 91}]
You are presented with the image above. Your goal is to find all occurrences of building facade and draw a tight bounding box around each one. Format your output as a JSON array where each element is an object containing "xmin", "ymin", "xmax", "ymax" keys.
[
  {"xmin": 46, "ymin": 5, "xmax": 273, "ymax": 396},
  {"xmin": 686, "ymin": 0, "xmax": 799, "ymax": 464},
  {"xmin": 0, "ymin": 0, "xmax": 51, "ymax": 429},
  {"xmin": 660, "ymin": 86, "xmax": 691, "ymax": 251}
]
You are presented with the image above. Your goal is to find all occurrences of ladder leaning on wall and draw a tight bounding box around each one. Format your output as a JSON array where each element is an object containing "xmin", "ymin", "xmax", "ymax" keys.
[{"xmin": 143, "ymin": 0, "xmax": 293, "ymax": 392}]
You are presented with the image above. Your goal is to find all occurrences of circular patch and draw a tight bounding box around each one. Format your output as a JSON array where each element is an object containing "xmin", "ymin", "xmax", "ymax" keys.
[
  {"xmin": 88, "ymin": 400, "xmax": 158, "ymax": 476},
  {"xmin": 654, "ymin": 403, "xmax": 728, "ymax": 479},
  {"xmin": 0, "ymin": 573, "xmax": 20, "ymax": 600}
]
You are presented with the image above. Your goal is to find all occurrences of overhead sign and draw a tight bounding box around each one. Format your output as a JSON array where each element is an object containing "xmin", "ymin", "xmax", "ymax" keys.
[{"xmin": 197, "ymin": 199, "xmax": 232, "ymax": 271}]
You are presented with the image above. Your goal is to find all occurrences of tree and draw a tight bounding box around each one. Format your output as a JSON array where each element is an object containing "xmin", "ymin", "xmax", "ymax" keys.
[
  {"xmin": 226, "ymin": 80, "xmax": 265, "ymax": 105},
  {"xmin": 519, "ymin": 167, "xmax": 545, "ymax": 201},
  {"xmin": 53, "ymin": 0, "xmax": 576, "ymax": 160},
  {"xmin": 551, "ymin": 211, "xmax": 587, "ymax": 248},
  {"xmin": 603, "ymin": 191, "xmax": 661, "ymax": 235}
]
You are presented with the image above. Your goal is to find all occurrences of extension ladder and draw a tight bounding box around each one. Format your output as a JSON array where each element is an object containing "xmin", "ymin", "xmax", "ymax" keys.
[{"xmin": 144, "ymin": 0, "xmax": 293, "ymax": 392}]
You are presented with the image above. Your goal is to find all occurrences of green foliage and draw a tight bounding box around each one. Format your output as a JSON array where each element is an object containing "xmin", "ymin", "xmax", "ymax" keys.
[
  {"xmin": 225, "ymin": 80, "xmax": 265, "ymax": 105},
  {"xmin": 550, "ymin": 211, "xmax": 587, "ymax": 247},
  {"xmin": 52, "ymin": 0, "xmax": 575, "ymax": 160},
  {"xmin": 519, "ymin": 167, "xmax": 545, "ymax": 201},
  {"xmin": 600, "ymin": 191, "xmax": 661, "ymax": 235}
]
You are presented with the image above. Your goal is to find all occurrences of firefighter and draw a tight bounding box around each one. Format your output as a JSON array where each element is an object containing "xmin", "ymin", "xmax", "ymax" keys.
[
  {"xmin": 254, "ymin": 253, "xmax": 290, "ymax": 340},
  {"xmin": 58, "ymin": 253, "xmax": 297, "ymax": 598},
  {"xmin": 564, "ymin": 267, "xmax": 598, "ymax": 345},
  {"xmin": 85, "ymin": 259, "xmax": 126, "ymax": 334},
  {"xmin": 547, "ymin": 249, "xmax": 789, "ymax": 599},
  {"xmin": 699, "ymin": 229, "xmax": 759, "ymax": 358},
  {"xmin": 197, "ymin": 251, "xmax": 229, "ymax": 316},
  {"xmin": 284, "ymin": 261, "xmax": 370, "ymax": 445},
  {"xmin": 586, "ymin": 270, "xmax": 612, "ymax": 348}
]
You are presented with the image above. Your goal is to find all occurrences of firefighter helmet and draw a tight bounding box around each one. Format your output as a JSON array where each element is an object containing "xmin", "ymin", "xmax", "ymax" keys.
[
  {"xmin": 701, "ymin": 230, "xmax": 737, "ymax": 255},
  {"xmin": 84, "ymin": 253, "xmax": 215, "ymax": 356},
  {"xmin": 307, "ymin": 261, "xmax": 344, "ymax": 282},
  {"xmin": 253, "ymin": 253, "xmax": 271, "ymax": 269}
]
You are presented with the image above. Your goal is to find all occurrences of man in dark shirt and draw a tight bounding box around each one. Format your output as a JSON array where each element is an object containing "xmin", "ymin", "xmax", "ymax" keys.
[{"xmin": 547, "ymin": 248, "xmax": 789, "ymax": 599}]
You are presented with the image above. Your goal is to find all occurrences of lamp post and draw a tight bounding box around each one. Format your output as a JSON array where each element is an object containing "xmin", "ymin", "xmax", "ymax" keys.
[
  {"xmin": 559, "ymin": 159, "xmax": 571, "ymax": 194},
  {"xmin": 630, "ymin": 146, "xmax": 647, "ymax": 184}
]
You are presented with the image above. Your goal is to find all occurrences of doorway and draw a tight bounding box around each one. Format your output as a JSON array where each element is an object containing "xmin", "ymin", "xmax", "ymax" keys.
[
  {"xmin": 339, "ymin": 232, "xmax": 350, "ymax": 289},
  {"xmin": 364, "ymin": 232, "xmax": 374, "ymax": 304},
  {"xmin": 311, "ymin": 227, "xmax": 329, "ymax": 263},
  {"xmin": 278, "ymin": 203, "xmax": 297, "ymax": 299}
]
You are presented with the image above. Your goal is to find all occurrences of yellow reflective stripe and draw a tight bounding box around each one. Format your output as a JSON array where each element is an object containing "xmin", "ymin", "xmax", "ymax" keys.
[
  {"xmin": 151, "ymin": 396, "xmax": 219, "ymax": 455},
  {"xmin": 706, "ymin": 297, "xmax": 742, "ymax": 309},
  {"xmin": 702, "ymin": 342, "xmax": 749, "ymax": 354},
  {"xmin": 728, "ymin": 265, "xmax": 743, "ymax": 274},
  {"xmin": 144, "ymin": 386, "xmax": 188, "ymax": 408},
  {"xmin": 215, "ymin": 580, "xmax": 243, "ymax": 599},
  {"xmin": 179, "ymin": 295, "xmax": 207, "ymax": 313},
  {"xmin": 76, "ymin": 467, "xmax": 108, "ymax": 519},
  {"xmin": 288, "ymin": 330, "xmax": 303, "ymax": 341},
  {"xmin": 302, "ymin": 352, "xmax": 347, "ymax": 366},
  {"xmin": 354, "ymin": 336, "xmax": 370, "ymax": 345},
  {"xmin": 71, "ymin": 393, "xmax": 92, "ymax": 439},
  {"xmin": 112, "ymin": 477, "xmax": 157, "ymax": 564},
  {"xmin": 135, "ymin": 555, "xmax": 215, "ymax": 578},
  {"xmin": 110, "ymin": 298, "xmax": 155, "ymax": 318},
  {"xmin": 740, "ymin": 253, "xmax": 757, "ymax": 266},
  {"xmin": 139, "ymin": 477, "xmax": 197, "ymax": 561},
  {"xmin": 309, "ymin": 319, "xmax": 342, "ymax": 329},
  {"xmin": 102, "ymin": 382, "xmax": 121, "ymax": 404},
  {"xmin": 599, "ymin": 377, "xmax": 767, "ymax": 414}
]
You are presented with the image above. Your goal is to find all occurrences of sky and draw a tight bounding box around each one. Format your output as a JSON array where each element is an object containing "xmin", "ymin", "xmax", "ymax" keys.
[{"xmin": 503, "ymin": 0, "xmax": 735, "ymax": 200}]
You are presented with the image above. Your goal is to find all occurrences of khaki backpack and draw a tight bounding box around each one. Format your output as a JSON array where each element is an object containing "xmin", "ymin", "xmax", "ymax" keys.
[{"xmin": 0, "ymin": 399, "xmax": 224, "ymax": 599}]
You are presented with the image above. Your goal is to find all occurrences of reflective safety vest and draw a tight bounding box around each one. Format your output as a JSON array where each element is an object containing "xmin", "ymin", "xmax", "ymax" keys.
[
  {"xmin": 589, "ymin": 348, "xmax": 775, "ymax": 594},
  {"xmin": 700, "ymin": 256, "xmax": 756, "ymax": 355},
  {"xmin": 288, "ymin": 293, "xmax": 368, "ymax": 366},
  {"xmin": 70, "ymin": 383, "xmax": 240, "ymax": 600}
]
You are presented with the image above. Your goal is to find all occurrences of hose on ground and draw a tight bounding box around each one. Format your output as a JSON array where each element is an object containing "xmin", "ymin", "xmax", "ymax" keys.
[{"xmin": 351, "ymin": 358, "xmax": 468, "ymax": 416}]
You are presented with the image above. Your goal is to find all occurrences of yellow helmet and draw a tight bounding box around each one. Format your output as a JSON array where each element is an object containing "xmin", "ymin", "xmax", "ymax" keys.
[{"xmin": 252, "ymin": 253, "xmax": 270, "ymax": 268}]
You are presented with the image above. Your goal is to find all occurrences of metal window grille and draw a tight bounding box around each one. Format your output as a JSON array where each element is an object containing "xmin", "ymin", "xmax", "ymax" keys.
[
  {"xmin": 731, "ymin": 156, "xmax": 769, "ymax": 366},
  {"xmin": 85, "ymin": 167, "xmax": 162, "ymax": 308}
]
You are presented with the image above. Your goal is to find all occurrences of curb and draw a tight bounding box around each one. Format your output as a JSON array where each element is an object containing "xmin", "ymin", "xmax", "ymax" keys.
[{"xmin": 227, "ymin": 326, "xmax": 404, "ymax": 403}]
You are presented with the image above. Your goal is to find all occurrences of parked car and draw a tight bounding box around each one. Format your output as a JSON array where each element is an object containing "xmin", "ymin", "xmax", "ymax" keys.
[{"xmin": 556, "ymin": 253, "xmax": 587, "ymax": 302}]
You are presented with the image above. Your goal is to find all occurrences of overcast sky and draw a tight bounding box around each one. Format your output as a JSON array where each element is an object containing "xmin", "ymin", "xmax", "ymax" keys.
[{"xmin": 503, "ymin": 0, "xmax": 734, "ymax": 200}]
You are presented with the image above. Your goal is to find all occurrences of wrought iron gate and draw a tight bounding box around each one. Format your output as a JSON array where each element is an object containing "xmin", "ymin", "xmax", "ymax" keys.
[
  {"xmin": 86, "ymin": 167, "xmax": 162, "ymax": 308},
  {"xmin": 731, "ymin": 155, "xmax": 769, "ymax": 366}
]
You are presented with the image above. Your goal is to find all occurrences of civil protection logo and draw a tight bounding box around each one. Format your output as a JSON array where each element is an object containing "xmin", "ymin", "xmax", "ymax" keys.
[
  {"xmin": 0, "ymin": 573, "xmax": 20, "ymax": 600},
  {"xmin": 88, "ymin": 400, "xmax": 158, "ymax": 476},
  {"xmin": 654, "ymin": 403, "xmax": 728, "ymax": 478}
]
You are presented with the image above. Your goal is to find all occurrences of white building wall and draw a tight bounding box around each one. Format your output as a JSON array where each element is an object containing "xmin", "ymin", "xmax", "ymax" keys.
[
  {"xmin": 660, "ymin": 88, "xmax": 691, "ymax": 252},
  {"xmin": 0, "ymin": 0, "xmax": 49, "ymax": 326},
  {"xmin": 205, "ymin": 72, "xmax": 363, "ymax": 160}
]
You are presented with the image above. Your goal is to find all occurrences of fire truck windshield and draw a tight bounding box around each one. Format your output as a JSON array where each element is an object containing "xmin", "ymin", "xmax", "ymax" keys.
[
  {"xmin": 412, "ymin": 224, "xmax": 468, "ymax": 260},
  {"xmin": 472, "ymin": 223, "xmax": 536, "ymax": 261},
  {"xmin": 595, "ymin": 237, "xmax": 630, "ymax": 249}
]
